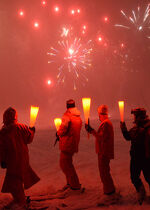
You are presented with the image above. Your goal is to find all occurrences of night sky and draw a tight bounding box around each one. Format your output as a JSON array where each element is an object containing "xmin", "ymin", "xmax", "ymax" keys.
[{"xmin": 0, "ymin": 0, "xmax": 150, "ymax": 121}]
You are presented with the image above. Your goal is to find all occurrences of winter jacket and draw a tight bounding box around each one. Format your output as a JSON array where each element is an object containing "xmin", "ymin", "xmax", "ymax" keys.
[
  {"xmin": 95, "ymin": 119, "xmax": 114, "ymax": 159},
  {"xmin": 0, "ymin": 122, "xmax": 40, "ymax": 193},
  {"xmin": 57, "ymin": 107, "xmax": 82, "ymax": 154},
  {"xmin": 120, "ymin": 119, "xmax": 150, "ymax": 158}
]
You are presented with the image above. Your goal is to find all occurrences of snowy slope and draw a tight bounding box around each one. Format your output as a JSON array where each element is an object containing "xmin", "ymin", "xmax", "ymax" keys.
[{"xmin": 0, "ymin": 119, "xmax": 150, "ymax": 209}]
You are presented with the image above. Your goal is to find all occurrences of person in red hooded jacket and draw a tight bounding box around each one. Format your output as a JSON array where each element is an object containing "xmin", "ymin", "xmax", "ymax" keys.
[
  {"xmin": 0, "ymin": 107, "xmax": 40, "ymax": 209},
  {"xmin": 85, "ymin": 105, "xmax": 117, "ymax": 205},
  {"xmin": 57, "ymin": 99, "xmax": 82, "ymax": 192}
]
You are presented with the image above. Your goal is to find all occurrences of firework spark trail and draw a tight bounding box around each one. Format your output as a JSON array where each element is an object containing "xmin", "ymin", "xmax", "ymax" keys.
[
  {"xmin": 115, "ymin": 4, "xmax": 150, "ymax": 38},
  {"xmin": 47, "ymin": 37, "xmax": 93, "ymax": 89}
]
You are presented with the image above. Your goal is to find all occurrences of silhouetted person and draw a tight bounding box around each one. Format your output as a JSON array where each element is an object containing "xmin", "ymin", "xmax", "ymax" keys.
[
  {"xmin": 85, "ymin": 105, "xmax": 117, "ymax": 205},
  {"xmin": 57, "ymin": 99, "xmax": 82, "ymax": 192},
  {"xmin": 0, "ymin": 107, "xmax": 40, "ymax": 209},
  {"xmin": 120, "ymin": 108, "xmax": 150, "ymax": 205}
]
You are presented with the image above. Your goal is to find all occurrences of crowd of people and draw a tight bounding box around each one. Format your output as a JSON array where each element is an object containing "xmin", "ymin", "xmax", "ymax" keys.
[{"xmin": 0, "ymin": 99, "xmax": 150, "ymax": 209}]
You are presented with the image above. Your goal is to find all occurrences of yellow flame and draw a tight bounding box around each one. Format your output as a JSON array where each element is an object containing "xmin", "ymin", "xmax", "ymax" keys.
[
  {"xmin": 118, "ymin": 101, "xmax": 124, "ymax": 122},
  {"xmin": 54, "ymin": 118, "xmax": 62, "ymax": 131},
  {"xmin": 30, "ymin": 106, "xmax": 39, "ymax": 127},
  {"xmin": 82, "ymin": 98, "xmax": 91, "ymax": 124}
]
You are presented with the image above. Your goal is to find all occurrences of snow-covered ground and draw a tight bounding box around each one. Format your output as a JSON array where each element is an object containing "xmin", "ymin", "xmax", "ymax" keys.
[{"xmin": 0, "ymin": 119, "xmax": 150, "ymax": 209}]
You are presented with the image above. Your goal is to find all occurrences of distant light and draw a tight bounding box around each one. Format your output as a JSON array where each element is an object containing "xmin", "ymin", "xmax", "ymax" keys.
[
  {"xmin": 19, "ymin": 10, "xmax": 24, "ymax": 17},
  {"xmin": 138, "ymin": 26, "xmax": 143, "ymax": 31},
  {"xmin": 42, "ymin": 1, "xmax": 46, "ymax": 6},
  {"xmin": 121, "ymin": 43, "xmax": 125, "ymax": 48},
  {"xmin": 34, "ymin": 22, "xmax": 39, "ymax": 28},
  {"xmin": 47, "ymin": 80, "xmax": 52, "ymax": 85},
  {"xmin": 104, "ymin": 17, "xmax": 108, "ymax": 22},
  {"xmin": 77, "ymin": 9, "xmax": 80, "ymax": 13},
  {"xmin": 82, "ymin": 30, "xmax": 85, "ymax": 34},
  {"xmin": 71, "ymin": 10, "xmax": 75, "ymax": 15},
  {"xmin": 54, "ymin": 6, "xmax": 59, "ymax": 12},
  {"xmin": 98, "ymin": 36, "xmax": 102, "ymax": 42},
  {"xmin": 83, "ymin": 25, "xmax": 86, "ymax": 30},
  {"xmin": 68, "ymin": 48, "xmax": 74, "ymax": 55}
]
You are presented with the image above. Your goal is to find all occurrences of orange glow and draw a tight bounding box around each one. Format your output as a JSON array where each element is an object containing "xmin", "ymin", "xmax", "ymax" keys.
[
  {"xmin": 118, "ymin": 101, "xmax": 124, "ymax": 122},
  {"xmin": 34, "ymin": 22, "xmax": 39, "ymax": 28},
  {"xmin": 54, "ymin": 6, "xmax": 59, "ymax": 12},
  {"xmin": 54, "ymin": 118, "xmax": 62, "ymax": 131},
  {"xmin": 47, "ymin": 79, "xmax": 52, "ymax": 85},
  {"xmin": 71, "ymin": 10, "xmax": 75, "ymax": 14},
  {"xmin": 82, "ymin": 98, "xmax": 91, "ymax": 124},
  {"xmin": 104, "ymin": 17, "xmax": 108, "ymax": 22},
  {"xmin": 19, "ymin": 10, "xmax": 24, "ymax": 16},
  {"xmin": 98, "ymin": 37, "xmax": 102, "ymax": 41},
  {"xmin": 42, "ymin": 1, "xmax": 46, "ymax": 5},
  {"xmin": 30, "ymin": 106, "xmax": 39, "ymax": 127}
]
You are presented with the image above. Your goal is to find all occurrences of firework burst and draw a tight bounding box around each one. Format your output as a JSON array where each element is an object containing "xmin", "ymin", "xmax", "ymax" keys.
[
  {"xmin": 47, "ymin": 37, "xmax": 93, "ymax": 90},
  {"xmin": 115, "ymin": 4, "xmax": 150, "ymax": 38}
]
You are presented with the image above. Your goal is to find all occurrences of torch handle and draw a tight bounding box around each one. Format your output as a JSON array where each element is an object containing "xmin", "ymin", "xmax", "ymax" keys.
[{"xmin": 87, "ymin": 118, "xmax": 90, "ymax": 139}]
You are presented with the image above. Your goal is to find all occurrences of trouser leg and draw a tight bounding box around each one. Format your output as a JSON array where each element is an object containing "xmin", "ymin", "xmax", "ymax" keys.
[
  {"xmin": 142, "ymin": 158, "xmax": 150, "ymax": 186},
  {"xmin": 60, "ymin": 151, "xmax": 80, "ymax": 189},
  {"xmin": 11, "ymin": 179, "xmax": 26, "ymax": 205},
  {"xmin": 130, "ymin": 157, "xmax": 142, "ymax": 192},
  {"xmin": 98, "ymin": 155, "xmax": 115, "ymax": 194}
]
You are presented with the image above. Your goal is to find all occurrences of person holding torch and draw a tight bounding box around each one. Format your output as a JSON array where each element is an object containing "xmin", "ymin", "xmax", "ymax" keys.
[
  {"xmin": 0, "ymin": 107, "xmax": 40, "ymax": 209},
  {"xmin": 120, "ymin": 108, "xmax": 150, "ymax": 205},
  {"xmin": 85, "ymin": 105, "xmax": 117, "ymax": 205},
  {"xmin": 56, "ymin": 99, "xmax": 82, "ymax": 192}
]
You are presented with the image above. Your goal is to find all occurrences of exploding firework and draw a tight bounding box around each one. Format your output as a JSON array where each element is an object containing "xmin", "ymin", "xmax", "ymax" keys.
[
  {"xmin": 115, "ymin": 4, "xmax": 150, "ymax": 38},
  {"xmin": 47, "ymin": 37, "xmax": 93, "ymax": 90}
]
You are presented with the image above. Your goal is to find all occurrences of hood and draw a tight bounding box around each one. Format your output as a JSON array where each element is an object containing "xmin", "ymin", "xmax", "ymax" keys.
[{"xmin": 67, "ymin": 107, "xmax": 81, "ymax": 116}]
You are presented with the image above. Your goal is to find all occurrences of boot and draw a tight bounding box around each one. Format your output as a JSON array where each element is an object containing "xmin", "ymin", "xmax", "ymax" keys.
[{"xmin": 137, "ymin": 183, "xmax": 146, "ymax": 205}]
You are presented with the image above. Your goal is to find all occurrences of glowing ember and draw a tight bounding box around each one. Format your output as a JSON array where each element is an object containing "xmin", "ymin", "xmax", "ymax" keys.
[
  {"xmin": 47, "ymin": 80, "xmax": 52, "ymax": 85},
  {"xmin": 19, "ymin": 10, "xmax": 24, "ymax": 16},
  {"xmin": 34, "ymin": 22, "xmax": 39, "ymax": 28},
  {"xmin": 54, "ymin": 6, "xmax": 59, "ymax": 12}
]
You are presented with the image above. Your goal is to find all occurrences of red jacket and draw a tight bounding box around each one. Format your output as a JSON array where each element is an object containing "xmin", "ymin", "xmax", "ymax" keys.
[
  {"xmin": 0, "ymin": 123, "xmax": 40, "ymax": 193},
  {"xmin": 95, "ymin": 119, "xmax": 114, "ymax": 159},
  {"xmin": 57, "ymin": 107, "xmax": 82, "ymax": 154}
]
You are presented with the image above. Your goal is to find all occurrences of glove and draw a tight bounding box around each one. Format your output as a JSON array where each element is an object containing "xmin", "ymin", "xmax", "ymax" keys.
[
  {"xmin": 85, "ymin": 123, "xmax": 94, "ymax": 134},
  {"xmin": 29, "ymin": 126, "xmax": 36, "ymax": 132},
  {"xmin": 120, "ymin": 121, "xmax": 127, "ymax": 132},
  {"xmin": 1, "ymin": 161, "xmax": 7, "ymax": 169},
  {"xmin": 56, "ymin": 132, "xmax": 59, "ymax": 138},
  {"xmin": 54, "ymin": 132, "xmax": 59, "ymax": 147}
]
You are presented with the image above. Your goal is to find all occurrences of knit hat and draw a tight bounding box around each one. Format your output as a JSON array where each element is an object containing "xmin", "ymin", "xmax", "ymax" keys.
[
  {"xmin": 131, "ymin": 108, "xmax": 146, "ymax": 118},
  {"xmin": 66, "ymin": 99, "xmax": 75, "ymax": 109},
  {"xmin": 98, "ymin": 105, "xmax": 108, "ymax": 115},
  {"xmin": 3, "ymin": 107, "xmax": 17, "ymax": 125}
]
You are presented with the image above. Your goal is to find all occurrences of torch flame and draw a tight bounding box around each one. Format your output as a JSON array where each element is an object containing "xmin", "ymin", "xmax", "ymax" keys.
[
  {"xmin": 30, "ymin": 106, "xmax": 39, "ymax": 127},
  {"xmin": 54, "ymin": 118, "xmax": 62, "ymax": 131},
  {"xmin": 82, "ymin": 98, "xmax": 91, "ymax": 124},
  {"xmin": 118, "ymin": 101, "xmax": 124, "ymax": 122}
]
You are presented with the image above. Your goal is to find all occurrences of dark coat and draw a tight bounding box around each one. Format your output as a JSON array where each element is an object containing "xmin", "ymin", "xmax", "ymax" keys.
[
  {"xmin": 121, "ymin": 119, "xmax": 150, "ymax": 158},
  {"xmin": 0, "ymin": 123, "xmax": 40, "ymax": 193},
  {"xmin": 95, "ymin": 119, "xmax": 114, "ymax": 159}
]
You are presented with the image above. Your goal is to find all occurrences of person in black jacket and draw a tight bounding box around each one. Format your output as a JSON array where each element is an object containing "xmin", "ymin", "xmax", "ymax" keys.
[{"xmin": 120, "ymin": 108, "xmax": 150, "ymax": 205}]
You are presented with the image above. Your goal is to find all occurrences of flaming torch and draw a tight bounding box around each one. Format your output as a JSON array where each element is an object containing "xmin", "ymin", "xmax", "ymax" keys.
[
  {"xmin": 82, "ymin": 98, "xmax": 91, "ymax": 138},
  {"xmin": 54, "ymin": 118, "xmax": 62, "ymax": 146},
  {"xmin": 118, "ymin": 101, "xmax": 124, "ymax": 122},
  {"xmin": 54, "ymin": 118, "xmax": 62, "ymax": 131},
  {"xmin": 30, "ymin": 106, "xmax": 39, "ymax": 127}
]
